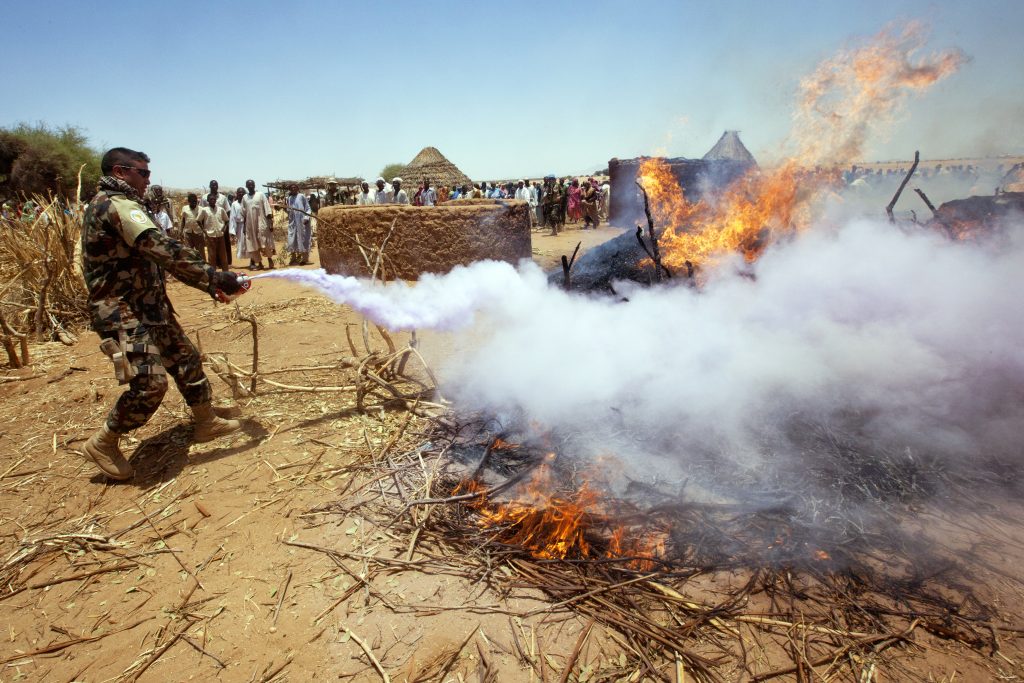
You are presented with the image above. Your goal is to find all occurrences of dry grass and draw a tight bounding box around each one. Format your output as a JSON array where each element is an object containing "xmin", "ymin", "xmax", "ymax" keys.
[{"xmin": 0, "ymin": 194, "xmax": 88, "ymax": 347}]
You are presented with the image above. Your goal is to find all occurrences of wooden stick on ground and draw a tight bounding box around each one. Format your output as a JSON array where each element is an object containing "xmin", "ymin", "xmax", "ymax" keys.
[
  {"xmin": 558, "ymin": 618, "xmax": 596, "ymax": 683},
  {"xmin": 233, "ymin": 306, "xmax": 259, "ymax": 394},
  {"xmin": 134, "ymin": 501, "xmax": 204, "ymax": 590},
  {"xmin": 0, "ymin": 617, "xmax": 152, "ymax": 665},
  {"xmin": 343, "ymin": 626, "xmax": 391, "ymax": 682},
  {"xmin": 127, "ymin": 620, "xmax": 191, "ymax": 682},
  {"xmin": 272, "ymin": 570, "xmax": 293, "ymax": 627}
]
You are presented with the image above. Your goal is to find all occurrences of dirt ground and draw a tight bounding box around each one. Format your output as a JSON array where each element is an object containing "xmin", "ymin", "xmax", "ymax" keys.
[{"xmin": 1, "ymin": 221, "xmax": 1022, "ymax": 682}]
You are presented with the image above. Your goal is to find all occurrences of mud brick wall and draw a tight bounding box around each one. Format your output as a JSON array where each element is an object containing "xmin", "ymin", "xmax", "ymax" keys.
[{"xmin": 317, "ymin": 201, "xmax": 532, "ymax": 280}]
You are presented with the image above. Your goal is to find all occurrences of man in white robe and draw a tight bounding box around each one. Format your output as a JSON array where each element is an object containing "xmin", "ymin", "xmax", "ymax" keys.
[
  {"xmin": 373, "ymin": 177, "xmax": 392, "ymax": 204},
  {"xmin": 356, "ymin": 181, "xmax": 374, "ymax": 205},
  {"xmin": 391, "ymin": 178, "xmax": 409, "ymax": 204},
  {"xmin": 285, "ymin": 184, "xmax": 312, "ymax": 265},
  {"xmin": 230, "ymin": 187, "xmax": 247, "ymax": 261},
  {"xmin": 242, "ymin": 179, "xmax": 275, "ymax": 270},
  {"xmin": 515, "ymin": 180, "xmax": 535, "ymax": 227}
]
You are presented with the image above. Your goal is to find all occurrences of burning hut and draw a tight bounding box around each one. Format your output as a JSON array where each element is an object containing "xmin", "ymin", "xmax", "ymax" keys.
[
  {"xmin": 565, "ymin": 132, "xmax": 758, "ymax": 291},
  {"xmin": 607, "ymin": 130, "xmax": 756, "ymax": 227}
]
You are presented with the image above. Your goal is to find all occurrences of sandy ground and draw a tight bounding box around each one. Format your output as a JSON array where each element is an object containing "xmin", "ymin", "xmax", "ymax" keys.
[
  {"xmin": 1, "ymin": 222, "xmax": 1022, "ymax": 682},
  {"xmin": 0, "ymin": 223, "xmax": 626, "ymax": 683}
]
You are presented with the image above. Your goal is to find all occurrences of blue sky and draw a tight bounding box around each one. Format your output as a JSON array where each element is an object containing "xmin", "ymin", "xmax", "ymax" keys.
[{"xmin": 2, "ymin": 0, "xmax": 1021, "ymax": 189}]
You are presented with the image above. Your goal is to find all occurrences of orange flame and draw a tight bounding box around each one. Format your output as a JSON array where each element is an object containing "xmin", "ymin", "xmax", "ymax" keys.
[
  {"xmin": 463, "ymin": 462, "xmax": 596, "ymax": 559},
  {"xmin": 637, "ymin": 22, "xmax": 964, "ymax": 269},
  {"xmin": 461, "ymin": 456, "xmax": 666, "ymax": 567},
  {"xmin": 639, "ymin": 159, "xmax": 835, "ymax": 269}
]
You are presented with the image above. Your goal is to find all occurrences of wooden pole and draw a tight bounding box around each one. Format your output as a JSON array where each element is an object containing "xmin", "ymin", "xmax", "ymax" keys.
[{"xmin": 886, "ymin": 151, "xmax": 920, "ymax": 223}]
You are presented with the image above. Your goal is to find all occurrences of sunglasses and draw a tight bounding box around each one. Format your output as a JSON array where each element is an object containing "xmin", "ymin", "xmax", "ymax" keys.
[{"xmin": 117, "ymin": 164, "xmax": 152, "ymax": 179}]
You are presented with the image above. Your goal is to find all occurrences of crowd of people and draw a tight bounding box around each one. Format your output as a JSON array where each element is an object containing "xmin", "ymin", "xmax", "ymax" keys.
[
  {"xmin": 144, "ymin": 179, "xmax": 294, "ymax": 272},
  {"xmin": 346, "ymin": 175, "xmax": 611, "ymax": 236},
  {"xmin": 132, "ymin": 171, "xmax": 613, "ymax": 275}
]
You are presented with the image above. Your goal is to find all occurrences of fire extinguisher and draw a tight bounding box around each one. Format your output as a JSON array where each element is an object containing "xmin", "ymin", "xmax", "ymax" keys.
[{"xmin": 214, "ymin": 274, "xmax": 252, "ymax": 303}]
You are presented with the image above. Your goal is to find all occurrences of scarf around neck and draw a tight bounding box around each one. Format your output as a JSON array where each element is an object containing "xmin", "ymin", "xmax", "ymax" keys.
[{"xmin": 99, "ymin": 175, "xmax": 141, "ymax": 202}]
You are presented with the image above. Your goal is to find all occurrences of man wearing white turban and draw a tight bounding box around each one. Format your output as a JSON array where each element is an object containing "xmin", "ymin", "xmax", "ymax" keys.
[
  {"xmin": 391, "ymin": 178, "xmax": 409, "ymax": 205},
  {"xmin": 373, "ymin": 177, "xmax": 393, "ymax": 204}
]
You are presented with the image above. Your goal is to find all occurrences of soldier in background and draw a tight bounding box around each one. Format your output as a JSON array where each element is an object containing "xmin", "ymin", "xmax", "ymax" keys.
[
  {"xmin": 542, "ymin": 174, "xmax": 563, "ymax": 236},
  {"xmin": 80, "ymin": 147, "xmax": 245, "ymax": 481}
]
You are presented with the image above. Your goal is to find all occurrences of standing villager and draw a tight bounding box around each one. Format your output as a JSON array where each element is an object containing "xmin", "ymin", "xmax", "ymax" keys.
[
  {"xmin": 373, "ymin": 177, "xmax": 392, "ymax": 204},
  {"xmin": 580, "ymin": 180, "xmax": 600, "ymax": 229},
  {"xmin": 198, "ymin": 193, "xmax": 231, "ymax": 270},
  {"xmin": 208, "ymin": 180, "xmax": 232, "ymax": 266},
  {"xmin": 150, "ymin": 193, "xmax": 173, "ymax": 235},
  {"xmin": 242, "ymin": 179, "xmax": 275, "ymax": 270},
  {"xmin": 79, "ymin": 147, "xmax": 244, "ymax": 480},
  {"xmin": 532, "ymin": 181, "xmax": 543, "ymax": 225},
  {"xmin": 566, "ymin": 178, "xmax": 582, "ymax": 224},
  {"xmin": 599, "ymin": 180, "xmax": 610, "ymax": 220},
  {"xmin": 391, "ymin": 177, "xmax": 409, "ymax": 204},
  {"xmin": 514, "ymin": 179, "xmax": 534, "ymax": 227},
  {"xmin": 285, "ymin": 183, "xmax": 312, "ymax": 265},
  {"xmin": 147, "ymin": 185, "xmax": 174, "ymax": 234},
  {"xmin": 230, "ymin": 187, "xmax": 247, "ymax": 263},
  {"xmin": 421, "ymin": 179, "xmax": 438, "ymax": 206},
  {"xmin": 308, "ymin": 191, "xmax": 320, "ymax": 215},
  {"xmin": 179, "ymin": 193, "xmax": 206, "ymax": 262},
  {"xmin": 541, "ymin": 174, "xmax": 563, "ymax": 236},
  {"xmin": 558, "ymin": 178, "xmax": 568, "ymax": 224},
  {"xmin": 356, "ymin": 181, "xmax": 374, "ymax": 205}
]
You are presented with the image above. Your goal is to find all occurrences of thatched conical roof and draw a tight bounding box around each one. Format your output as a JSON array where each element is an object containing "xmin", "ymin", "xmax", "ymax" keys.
[
  {"xmin": 398, "ymin": 147, "xmax": 472, "ymax": 189},
  {"xmin": 702, "ymin": 131, "xmax": 757, "ymax": 165}
]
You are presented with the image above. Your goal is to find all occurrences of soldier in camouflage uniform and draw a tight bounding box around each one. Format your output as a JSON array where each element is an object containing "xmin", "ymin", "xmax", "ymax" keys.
[
  {"xmin": 80, "ymin": 147, "xmax": 246, "ymax": 481},
  {"xmin": 541, "ymin": 175, "xmax": 563, "ymax": 236}
]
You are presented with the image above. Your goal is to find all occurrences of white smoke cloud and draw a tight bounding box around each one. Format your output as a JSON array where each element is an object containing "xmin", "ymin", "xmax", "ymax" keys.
[{"xmin": 260, "ymin": 218, "xmax": 1024, "ymax": 499}]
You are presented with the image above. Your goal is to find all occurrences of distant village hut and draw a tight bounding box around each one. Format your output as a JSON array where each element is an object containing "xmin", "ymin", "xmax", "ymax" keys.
[
  {"xmin": 396, "ymin": 147, "xmax": 472, "ymax": 191},
  {"xmin": 265, "ymin": 176, "xmax": 363, "ymax": 205}
]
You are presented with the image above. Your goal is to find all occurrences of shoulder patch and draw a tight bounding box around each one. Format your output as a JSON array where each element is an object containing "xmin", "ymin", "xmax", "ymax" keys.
[{"xmin": 110, "ymin": 195, "xmax": 158, "ymax": 246}]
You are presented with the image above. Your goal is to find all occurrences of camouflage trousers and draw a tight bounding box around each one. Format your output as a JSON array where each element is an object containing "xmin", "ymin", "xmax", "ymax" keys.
[
  {"xmin": 542, "ymin": 204, "xmax": 563, "ymax": 229},
  {"xmin": 99, "ymin": 320, "xmax": 212, "ymax": 433}
]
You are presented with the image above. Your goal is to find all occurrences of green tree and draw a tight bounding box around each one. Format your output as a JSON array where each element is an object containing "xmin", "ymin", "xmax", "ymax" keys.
[
  {"xmin": 0, "ymin": 123, "xmax": 101, "ymax": 200},
  {"xmin": 378, "ymin": 163, "xmax": 406, "ymax": 183}
]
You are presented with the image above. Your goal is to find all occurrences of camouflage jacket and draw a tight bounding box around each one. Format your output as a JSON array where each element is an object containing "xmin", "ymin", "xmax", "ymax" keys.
[
  {"xmin": 82, "ymin": 177, "xmax": 216, "ymax": 331},
  {"xmin": 542, "ymin": 184, "xmax": 563, "ymax": 207}
]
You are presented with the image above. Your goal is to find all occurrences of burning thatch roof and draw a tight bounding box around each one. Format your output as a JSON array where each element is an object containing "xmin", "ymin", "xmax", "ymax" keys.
[
  {"xmin": 397, "ymin": 147, "xmax": 472, "ymax": 190},
  {"xmin": 702, "ymin": 130, "xmax": 757, "ymax": 166}
]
